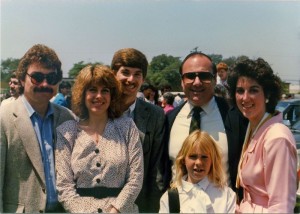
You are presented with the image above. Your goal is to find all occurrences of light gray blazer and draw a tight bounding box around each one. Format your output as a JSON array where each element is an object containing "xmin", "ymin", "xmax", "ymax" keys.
[{"xmin": 0, "ymin": 97, "xmax": 76, "ymax": 213}]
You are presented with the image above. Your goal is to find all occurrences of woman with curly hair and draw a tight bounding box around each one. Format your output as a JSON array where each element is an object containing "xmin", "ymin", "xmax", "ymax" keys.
[
  {"xmin": 228, "ymin": 58, "xmax": 297, "ymax": 213},
  {"xmin": 55, "ymin": 65, "xmax": 143, "ymax": 213},
  {"xmin": 159, "ymin": 130, "xmax": 236, "ymax": 213}
]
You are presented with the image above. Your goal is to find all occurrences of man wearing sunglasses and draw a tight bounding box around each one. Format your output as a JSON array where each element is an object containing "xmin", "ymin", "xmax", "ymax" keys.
[
  {"xmin": 0, "ymin": 44, "xmax": 76, "ymax": 213},
  {"xmin": 160, "ymin": 52, "xmax": 244, "ymax": 196}
]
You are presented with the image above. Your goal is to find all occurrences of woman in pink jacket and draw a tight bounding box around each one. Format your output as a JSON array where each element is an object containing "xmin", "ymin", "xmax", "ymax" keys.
[{"xmin": 228, "ymin": 58, "xmax": 297, "ymax": 213}]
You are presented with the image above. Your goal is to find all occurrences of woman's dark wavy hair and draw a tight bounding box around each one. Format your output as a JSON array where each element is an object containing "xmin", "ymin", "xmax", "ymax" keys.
[
  {"xmin": 227, "ymin": 58, "xmax": 282, "ymax": 113},
  {"xmin": 72, "ymin": 64, "xmax": 122, "ymax": 120}
]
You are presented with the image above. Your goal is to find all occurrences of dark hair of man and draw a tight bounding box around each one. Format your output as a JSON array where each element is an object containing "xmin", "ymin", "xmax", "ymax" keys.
[
  {"xmin": 17, "ymin": 44, "xmax": 63, "ymax": 82},
  {"xmin": 10, "ymin": 71, "xmax": 17, "ymax": 79},
  {"xmin": 140, "ymin": 82, "xmax": 150, "ymax": 92},
  {"xmin": 163, "ymin": 92, "xmax": 175, "ymax": 105},
  {"xmin": 227, "ymin": 58, "xmax": 282, "ymax": 113},
  {"xmin": 59, "ymin": 81, "xmax": 71, "ymax": 92},
  {"xmin": 111, "ymin": 48, "xmax": 148, "ymax": 78},
  {"xmin": 179, "ymin": 52, "xmax": 214, "ymax": 75}
]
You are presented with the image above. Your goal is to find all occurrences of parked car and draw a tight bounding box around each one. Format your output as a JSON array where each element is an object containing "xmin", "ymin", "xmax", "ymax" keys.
[
  {"xmin": 276, "ymin": 100, "xmax": 300, "ymax": 212},
  {"xmin": 276, "ymin": 99, "xmax": 300, "ymax": 126},
  {"xmin": 291, "ymin": 120, "xmax": 300, "ymax": 144}
]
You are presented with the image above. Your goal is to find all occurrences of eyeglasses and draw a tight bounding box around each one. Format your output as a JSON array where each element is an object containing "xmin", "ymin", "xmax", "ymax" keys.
[
  {"xmin": 182, "ymin": 72, "xmax": 214, "ymax": 84},
  {"xmin": 26, "ymin": 72, "xmax": 60, "ymax": 85}
]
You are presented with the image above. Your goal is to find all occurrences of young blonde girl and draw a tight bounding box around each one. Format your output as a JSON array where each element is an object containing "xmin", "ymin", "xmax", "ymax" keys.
[{"xmin": 159, "ymin": 130, "xmax": 236, "ymax": 213}]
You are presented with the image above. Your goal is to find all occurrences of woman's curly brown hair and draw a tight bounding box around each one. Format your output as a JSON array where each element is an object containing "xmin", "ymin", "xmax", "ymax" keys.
[
  {"xmin": 228, "ymin": 58, "xmax": 282, "ymax": 113},
  {"xmin": 72, "ymin": 64, "xmax": 122, "ymax": 120}
]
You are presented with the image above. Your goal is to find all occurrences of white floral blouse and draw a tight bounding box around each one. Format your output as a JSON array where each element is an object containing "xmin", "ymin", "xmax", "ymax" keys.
[{"xmin": 55, "ymin": 116, "xmax": 144, "ymax": 213}]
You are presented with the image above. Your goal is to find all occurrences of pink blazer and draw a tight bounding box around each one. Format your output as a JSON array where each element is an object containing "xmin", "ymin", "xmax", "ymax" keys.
[{"xmin": 238, "ymin": 113, "xmax": 297, "ymax": 213}]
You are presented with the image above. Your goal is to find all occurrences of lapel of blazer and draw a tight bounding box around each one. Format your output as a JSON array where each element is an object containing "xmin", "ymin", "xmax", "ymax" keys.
[
  {"xmin": 134, "ymin": 99, "xmax": 149, "ymax": 134},
  {"xmin": 51, "ymin": 104, "xmax": 61, "ymax": 147},
  {"xmin": 214, "ymin": 96, "xmax": 229, "ymax": 124},
  {"xmin": 166, "ymin": 101, "xmax": 186, "ymax": 134},
  {"xmin": 13, "ymin": 98, "xmax": 46, "ymax": 185}
]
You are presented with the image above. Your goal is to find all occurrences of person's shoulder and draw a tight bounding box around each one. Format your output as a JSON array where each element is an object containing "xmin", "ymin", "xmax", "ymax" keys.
[
  {"xmin": 52, "ymin": 103, "xmax": 69, "ymax": 113},
  {"xmin": 114, "ymin": 115, "xmax": 134, "ymax": 123},
  {"xmin": 214, "ymin": 95, "xmax": 229, "ymax": 107},
  {"xmin": 222, "ymin": 185, "xmax": 236, "ymax": 195},
  {"xmin": 52, "ymin": 103, "xmax": 77, "ymax": 119},
  {"xmin": 207, "ymin": 182, "xmax": 235, "ymax": 197},
  {"xmin": 1, "ymin": 97, "xmax": 15, "ymax": 106},
  {"xmin": 266, "ymin": 121, "xmax": 294, "ymax": 142},
  {"xmin": 56, "ymin": 119, "xmax": 78, "ymax": 134},
  {"xmin": 56, "ymin": 120, "xmax": 79, "ymax": 147},
  {"xmin": 0, "ymin": 99, "xmax": 13, "ymax": 110},
  {"xmin": 0, "ymin": 97, "xmax": 20, "ymax": 116},
  {"xmin": 137, "ymin": 98, "xmax": 164, "ymax": 114},
  {"xmin": 111, "ymin": 116, "xmax": 139, "ymax": 135}
]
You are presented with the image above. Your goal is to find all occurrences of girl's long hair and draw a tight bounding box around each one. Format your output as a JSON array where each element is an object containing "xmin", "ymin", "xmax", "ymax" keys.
[{"xmin": 171, "ymin": 130, "xmax": 226, "ymax": 189}]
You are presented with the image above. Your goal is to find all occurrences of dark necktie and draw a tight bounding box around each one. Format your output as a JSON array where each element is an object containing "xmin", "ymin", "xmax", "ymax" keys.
[{"xmin": 189, "ymin": 107, "xmax": 202, "ymax": 134}]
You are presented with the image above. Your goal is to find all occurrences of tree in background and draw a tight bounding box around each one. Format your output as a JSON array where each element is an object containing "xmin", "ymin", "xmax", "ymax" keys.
[
  {"xmin": 147, "ymin": 54, "xmax": 182, "ymax": 91},
  {"xmin": 208, "ymin": 54, "xmax": 223, "ymax": 65},
  {"xmin": 68, "ymin": 61, "xmax": 104, "ymax": 78},
  {"xmin": 1, "ymin": 58, "xmax": 20, "ymax": 82}
]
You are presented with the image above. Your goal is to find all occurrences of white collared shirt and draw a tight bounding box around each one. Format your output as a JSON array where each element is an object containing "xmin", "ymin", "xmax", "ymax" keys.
[
  {"xmin": 169, "ymin": 97, "xmax": 230, "ymax": 185},
  {"xmin": 122, "ymin": 99, "xmax": 137, "ymax": 119},
  {"xmin": 159, "ymin": 176, "xmax": 236, "ymax": 213}
]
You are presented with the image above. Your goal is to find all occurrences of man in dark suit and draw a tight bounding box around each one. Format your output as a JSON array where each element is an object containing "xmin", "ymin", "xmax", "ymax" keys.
[
  {"xmin": 0, "ymin": 44, "xmax": 76, "ymax": 213},
  {"xmin": 161, "ymin": 52, "xmax": 247, "ymax": 195},
  {"xmin": 111, "ymin": 48, "xmax": 165, "ymax": 213}
]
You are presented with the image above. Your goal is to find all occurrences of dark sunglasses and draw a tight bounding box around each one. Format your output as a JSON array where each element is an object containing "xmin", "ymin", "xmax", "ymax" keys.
[
  {"xmin": 182, "ymin": 72, "xmax": 214, "ymax": 84},
  {"xmin": 26, "ymin": 72, "xmax": 60, "ymax": 85}
]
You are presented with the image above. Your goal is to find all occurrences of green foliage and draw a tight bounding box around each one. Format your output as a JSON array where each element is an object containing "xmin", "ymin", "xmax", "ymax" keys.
[
  {"xmin": 149, "ymin": 54, "xmax": 180, "ymax": 73},
  {"xmin": 208, "ymin": 54, "xmax": 223, "ymax": 64},
  {"xmin": 281, "ymin": 81, "xmax": 290, "ymax": 95},
  {"xmin": 68, "ymin": 61, "xmax": 103, "ymax": 78},
  {"xmin": 147, "ymin": 54, "xmax": 182, "ymax": 91},
  {"xmin": 1, "ymin": 58, "xmax": 20, "ymax": 82},
  {"xmin": 222, "ymin": 56, "xmax": 237, "ymax": 67},
  {"xmin": 236, "ymin": 55, "xmax": 249, "ymax": 61}
]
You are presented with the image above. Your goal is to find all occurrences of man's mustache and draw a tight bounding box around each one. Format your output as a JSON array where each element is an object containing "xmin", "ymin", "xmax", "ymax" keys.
[{"xmin": 33, "ymin": 87, "xmax": 54, "ymax": 93}]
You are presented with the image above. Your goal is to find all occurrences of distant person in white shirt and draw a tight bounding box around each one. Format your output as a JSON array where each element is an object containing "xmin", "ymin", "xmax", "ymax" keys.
[{"xmin": 159, "ymin": 130, "xmax": 236, "ymax": 213}]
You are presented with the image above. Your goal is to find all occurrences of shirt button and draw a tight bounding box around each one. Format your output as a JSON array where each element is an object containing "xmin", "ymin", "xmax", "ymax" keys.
[
  {"xmin": 95, "ymin": 149, "xmax": 99, "ymax": 154},
  {"xmin": 96, "ymin": 163, "xmax": 101, "ymax": 167},
  {"xmin": 96, "ymin": 178, "xmax": 100, "ymax": 183},
  {"xmin": 98, "ymin": 208, "xmax": 102, "ymax": 213}
]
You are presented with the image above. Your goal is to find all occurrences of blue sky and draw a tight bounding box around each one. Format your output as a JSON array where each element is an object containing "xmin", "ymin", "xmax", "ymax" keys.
[{"xmin": 1, "ymin": 0, "xmax": 300, "ymax": 85}]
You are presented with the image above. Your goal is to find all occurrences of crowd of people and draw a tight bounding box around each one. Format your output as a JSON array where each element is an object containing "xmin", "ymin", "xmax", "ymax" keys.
[{"xmin": 0, "ymin": 44, "xmax": 298, "ymax": 213}]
